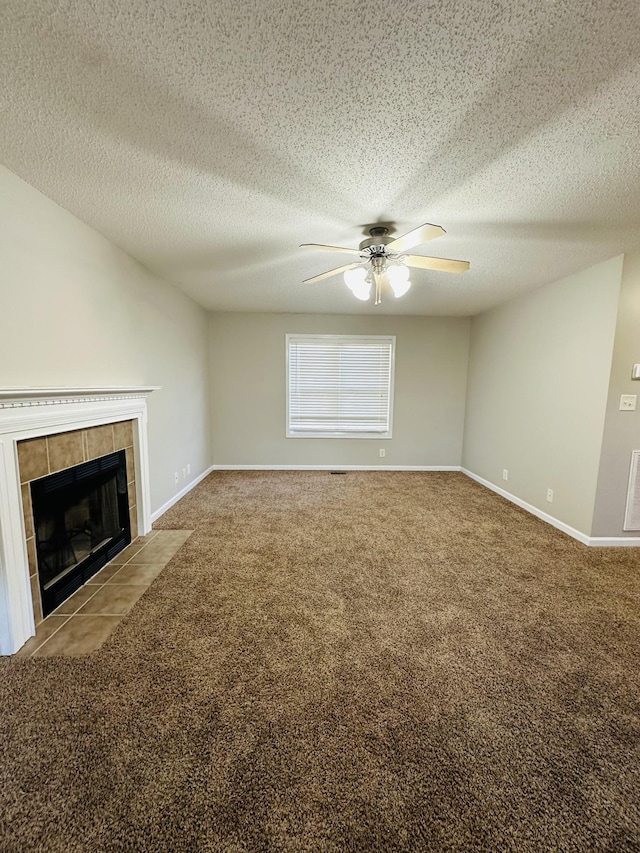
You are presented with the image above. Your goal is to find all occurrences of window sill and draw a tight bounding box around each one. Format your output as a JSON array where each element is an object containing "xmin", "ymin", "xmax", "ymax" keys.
[{"xmin": 286, "ymin": 433, "xmax": 392, "ymax": 440}]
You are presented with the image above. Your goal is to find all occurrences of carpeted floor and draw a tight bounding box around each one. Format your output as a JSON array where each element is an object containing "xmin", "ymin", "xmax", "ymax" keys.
[{"xmin": 1, "ymin": 470, "xmax": 640, "ymax": 852}]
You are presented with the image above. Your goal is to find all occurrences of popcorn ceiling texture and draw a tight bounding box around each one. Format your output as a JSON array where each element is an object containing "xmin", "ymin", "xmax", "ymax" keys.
[{"xmin": 1, "ymin": 0, "xmax": 640, "ymax": 314}]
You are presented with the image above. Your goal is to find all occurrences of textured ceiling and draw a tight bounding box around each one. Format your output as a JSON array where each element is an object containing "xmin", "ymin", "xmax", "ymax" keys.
[{"xmin": 2, "ymin": 0, "xmax": 640, "ymax": 315}]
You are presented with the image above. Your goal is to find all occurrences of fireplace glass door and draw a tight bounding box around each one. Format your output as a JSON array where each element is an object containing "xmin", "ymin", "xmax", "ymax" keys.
[{"xmin": 31, "ymin": 450, "xmax": 131, "ymax": 616}]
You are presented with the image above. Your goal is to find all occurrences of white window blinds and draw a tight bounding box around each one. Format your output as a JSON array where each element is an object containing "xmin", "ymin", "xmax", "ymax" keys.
[{"xmin": 287, "ymin": 335, "xmax": 395, "ymax": 437}]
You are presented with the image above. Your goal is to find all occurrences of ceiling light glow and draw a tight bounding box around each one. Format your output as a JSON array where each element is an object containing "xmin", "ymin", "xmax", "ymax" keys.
[
  {"xmin": 387, "ymin": 264, "xmax": 411, "ymax": 298},
  {"xmin": 344, "ymin": 267, "xmax": 371, "ymax": 300}
]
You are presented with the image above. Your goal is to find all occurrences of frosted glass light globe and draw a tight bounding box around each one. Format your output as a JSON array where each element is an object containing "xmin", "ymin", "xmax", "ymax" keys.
[
  {"xmin": 387, "ymin": 264, "xmax": 411, "ymax": 297},
  {"xmin": 344, "ymin": 267, "xmax": 367, "ymax": 292},
  {"xmin": 344, "ymin": 267, "xmax": 371, "ymax": 300}
]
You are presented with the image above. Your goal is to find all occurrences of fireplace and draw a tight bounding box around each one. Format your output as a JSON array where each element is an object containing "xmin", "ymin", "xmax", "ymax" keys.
[
  {"xmin": 0, "ymin": 387, "xmax": 157, "ymax": 655},
  {"xmin": 32, "ymin": 450, "xmax": 131, "ymax": 616}
]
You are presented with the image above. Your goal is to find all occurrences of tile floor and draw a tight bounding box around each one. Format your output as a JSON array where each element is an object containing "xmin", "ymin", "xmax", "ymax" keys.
[{"xmin": 16, "ymin": 529, "xmax": 192, "ymax": 658}]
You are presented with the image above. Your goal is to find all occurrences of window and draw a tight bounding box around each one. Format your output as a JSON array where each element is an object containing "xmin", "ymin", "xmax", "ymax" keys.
[{"xmin": 286, "ymin": 335, "xmax": 395, "ymax": 438}]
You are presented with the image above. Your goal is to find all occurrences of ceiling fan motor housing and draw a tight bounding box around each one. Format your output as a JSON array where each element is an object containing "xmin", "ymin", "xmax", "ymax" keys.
[{"xmin": 359, "ymin": 226, "xmax": 394, "ymax": 255}]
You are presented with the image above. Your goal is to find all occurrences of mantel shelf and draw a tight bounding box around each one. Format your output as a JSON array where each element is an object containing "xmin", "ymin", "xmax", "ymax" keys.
[{"xmin": 0, "ymin": 387, "xmax": 161, "ymax": 408}]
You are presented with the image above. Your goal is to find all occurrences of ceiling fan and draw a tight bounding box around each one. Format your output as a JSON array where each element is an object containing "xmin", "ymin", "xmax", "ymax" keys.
[{"xmin": 301, "ymin": 222, "xmax": 470, "ymax": 304}]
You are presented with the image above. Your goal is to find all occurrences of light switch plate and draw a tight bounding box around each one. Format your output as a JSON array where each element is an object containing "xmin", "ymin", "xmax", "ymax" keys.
[{"xmin": 620, "ymin": 394, "xmax": 637, "ymax": 411}]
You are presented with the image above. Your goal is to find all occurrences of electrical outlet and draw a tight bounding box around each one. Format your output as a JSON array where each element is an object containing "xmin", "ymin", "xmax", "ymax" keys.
[
  {"xmin": 546, "ymin": 489, "xmax": 554, "ymax": 503},
  {"xmin": 187, "ymin": 463, "xmax": 191, "ymax": 476},
  {"xmin": 502, "ymin": 469, "xmax": 508, "ymax": 481},
  {"xmin": 174, "ymin": 472, "xmax": 179, "ymax": 484},
  {"xmin": 379, "ymin": 448, "xmax": 385, "ymax": 458},
  {"xmin": 182, "ymin": 467, "xmax": 186, "ymax": 479},
  {"xmin": 620, "ymin": 394, "xmax": 637, "ymax": 411}
]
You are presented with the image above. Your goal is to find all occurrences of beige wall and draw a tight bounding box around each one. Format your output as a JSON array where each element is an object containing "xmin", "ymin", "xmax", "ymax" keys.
[
  {"xmin": 462, "ymin": 256, "xmax": 622, "ymax": 536},
  {"xmin": 0, "ymin": 165, "xmax": 211, "ymax": 513},
  {"xmin": 592, "ymin": 251, "xmax": 640, "ymax": 536},
  {"xmin": 209, "ymin": 312, "xmax": 470, "ymax": 467}
]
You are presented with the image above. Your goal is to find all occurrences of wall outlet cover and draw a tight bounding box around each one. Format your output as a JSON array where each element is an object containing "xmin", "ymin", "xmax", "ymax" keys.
[{"xmin": 620, "ymin": 394, "xmax": 637, "ymax": 411}]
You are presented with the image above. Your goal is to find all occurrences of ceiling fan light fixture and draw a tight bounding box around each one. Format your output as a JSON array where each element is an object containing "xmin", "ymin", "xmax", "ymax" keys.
[
  {"xmin": 343, "ymin": 267, "xmax": 366, "ymax": 289},
  {"xmin": 344, "ymin": 267, "xmax": 371, "ymax": 300},
  {"xmin": 387, "ymin": 264, "xmax": 411, "ymax": 298},
  {"xmin": 352, "ymin": 280, "xmax": 372, "ymax": 300},
  {"xmin": 390, "ymin": 279, "xmax": 411, "ymax": 298}
]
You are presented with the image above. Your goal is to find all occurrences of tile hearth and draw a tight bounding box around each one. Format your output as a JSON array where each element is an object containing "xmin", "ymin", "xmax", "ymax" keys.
[{"xmin": 16, "ymin": 529, "xmax": 192, "ymax": 657}]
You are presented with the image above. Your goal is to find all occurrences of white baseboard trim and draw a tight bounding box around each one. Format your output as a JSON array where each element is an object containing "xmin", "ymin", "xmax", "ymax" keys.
[
  {"xmin": 209, "ymin": 464, "xmax": 463, "ymax": 472},
  {"xmin": 151, "ymin": 465, "xmax": 216, "ymax": 523},
  {"xmin": 461, "ymin": 469, "xmax": 640, "ymax": 547}
]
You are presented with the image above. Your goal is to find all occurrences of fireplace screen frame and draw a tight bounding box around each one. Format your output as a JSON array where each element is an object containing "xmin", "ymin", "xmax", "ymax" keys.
[{"xmin": 31, "ymin": 450, "xmax": 131, "ymax": 616}]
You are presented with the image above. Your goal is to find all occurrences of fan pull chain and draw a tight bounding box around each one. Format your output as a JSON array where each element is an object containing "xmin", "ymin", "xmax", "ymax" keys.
[{"xmin": 375, "ymin": 276, "xmax": 381, "ymax": 305}]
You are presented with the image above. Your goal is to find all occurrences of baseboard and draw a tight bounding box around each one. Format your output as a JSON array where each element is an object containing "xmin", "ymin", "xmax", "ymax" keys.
[
  {"xmin": 209, "ymin": 464, "xmax": 463, "ymax": 472},
  {"xmin": 461, "ymin": 469, "xmax": 640, "ymax": 547},
  {"xmin": 151, "ymin": 465, "xmax": 216, "ymax": 522},
  {"xmin": 586, "ymin": 537, "xmax": 640, "ymax": 547}
]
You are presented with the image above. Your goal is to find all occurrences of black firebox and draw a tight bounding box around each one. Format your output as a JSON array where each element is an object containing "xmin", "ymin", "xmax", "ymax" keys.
[{"xmin": 31, "ymin": 450, "xmax": 131, "ymax": 617}]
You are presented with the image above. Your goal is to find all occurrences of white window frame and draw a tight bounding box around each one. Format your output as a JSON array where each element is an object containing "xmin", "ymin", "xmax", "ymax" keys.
[{"xmin": 286, "ymin": 334, "xmax": 396, "ymax": 439}]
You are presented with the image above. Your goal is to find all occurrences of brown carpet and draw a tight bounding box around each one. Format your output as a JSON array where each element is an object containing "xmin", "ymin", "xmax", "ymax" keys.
[{"xmin": 2, "ymin": 470, "xmax": 640, "ymax": 852}]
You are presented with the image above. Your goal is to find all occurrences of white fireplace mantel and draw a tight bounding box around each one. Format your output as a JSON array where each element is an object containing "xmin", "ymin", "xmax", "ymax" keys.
[{"xmin": 0, "ymin": 387, "xmax": 159, "ymax": 655}]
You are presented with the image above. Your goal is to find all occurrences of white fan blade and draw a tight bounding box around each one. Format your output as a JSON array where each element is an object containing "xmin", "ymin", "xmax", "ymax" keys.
[
  {"xmin": 300, "ymin": 243, "xmax": 361, "ymax": 255},
  {"xmin": 386, "ymin": 223, "xmax": 445, "ymax": 253},
  {"xmin": 404, "ymin": 255, "xmax": 470, "ymax": 274},
  {"xmin": 303, "ymin": 263, "xmax": 360, "ymax": 284}
]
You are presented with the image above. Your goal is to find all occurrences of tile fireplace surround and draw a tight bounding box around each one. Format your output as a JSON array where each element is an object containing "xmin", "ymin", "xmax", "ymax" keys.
[{"xmin": 0, "ymin": 387, "xmax": 158, "ymax": 655}]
